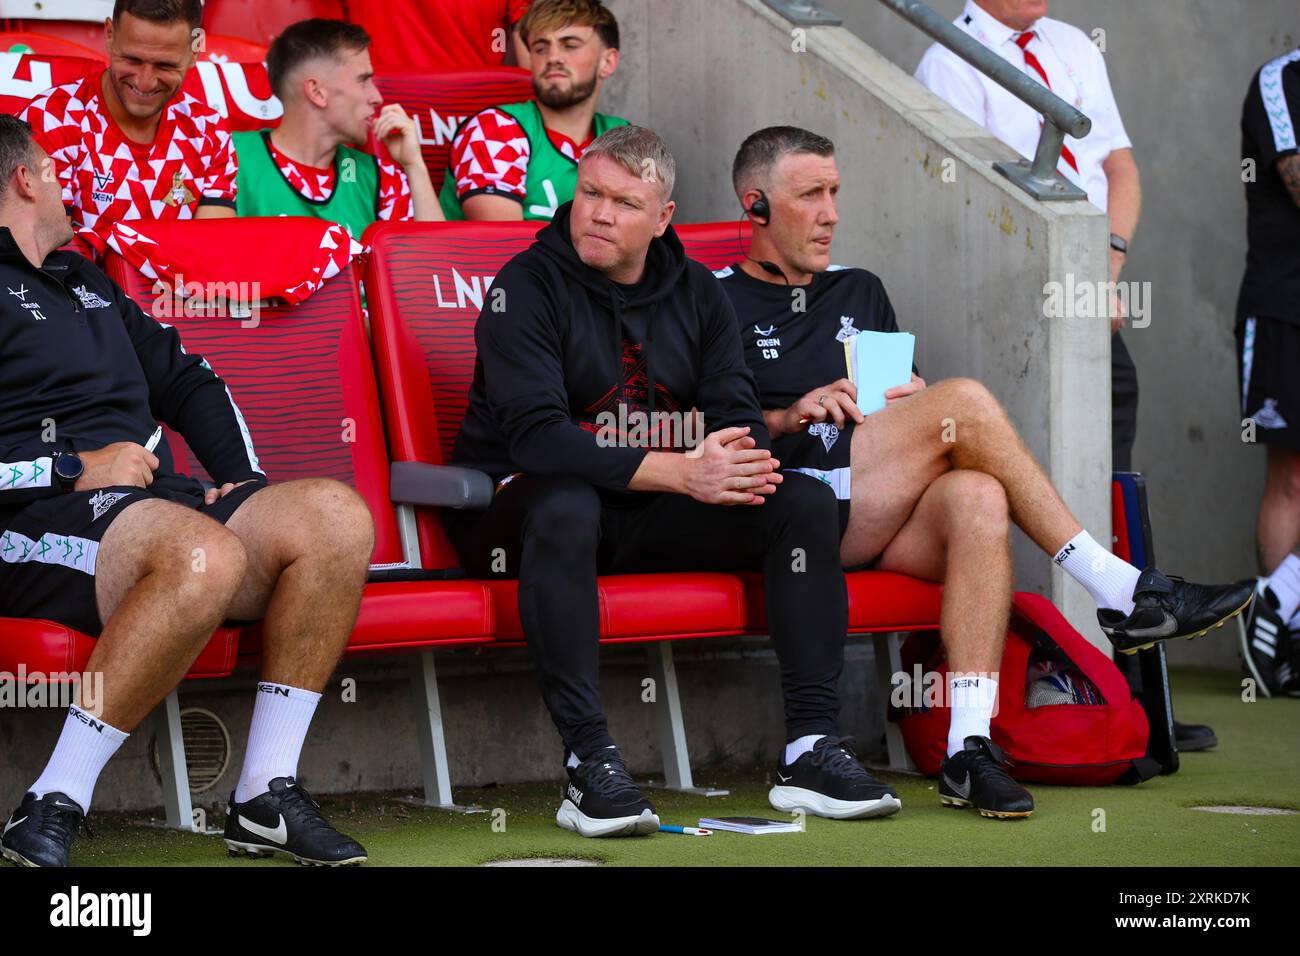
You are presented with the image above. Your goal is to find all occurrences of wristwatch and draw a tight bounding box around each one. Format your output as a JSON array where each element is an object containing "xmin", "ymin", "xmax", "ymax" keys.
[
  {"xmin": 52, "ymin": 451, "xmax": 83, "ymax": 493},
  {"xmin": 1109, "ymin": 233, "xmax": 1129, "ymax": 255}
]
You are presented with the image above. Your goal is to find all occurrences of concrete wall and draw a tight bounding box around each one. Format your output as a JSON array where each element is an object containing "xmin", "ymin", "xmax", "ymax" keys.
[
  {"xmin": 821, "ymin": 0, "xmax": 1298, "ymax": 668},
  {"xmin": 601, "ymin": 0, "xmax": 1112, "ymax": 645}
]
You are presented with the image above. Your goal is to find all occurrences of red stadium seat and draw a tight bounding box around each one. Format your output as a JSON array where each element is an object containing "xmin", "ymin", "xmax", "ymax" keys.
[
  {"xmin": 0, "ymin": 18, "xmax": 105, "ymax": 53},
  {"xmin": 0, "ymin": 30, "xmax": 105, "ymax": 60},
  {"xmin": 673, "ymin": 220, "xmax": 754, "ymax": 271},
  {"xmin": 0, "ymin": 622, "xmax": 240, "ymax": 680},
  {"xmin": 200, "ymin": 0, "xmax": 345, "ymax": 48},
  {"xmin": 374, "ymin": 69, "xmax": 534, "ymax": 193},
  {"xmin": 180, "ymin": 59, "xmax": 282, "ymax": 132},
  {"xmin": 103, "ymin": 220, "xmax": 496, "ymax": 658},
  {"xmin": 194, "ymin": 33, "xmax": 268, "ymax": 63},
  {"xmin": 100, "ymin": 217, "xmax": 498, "ymax": 809}
]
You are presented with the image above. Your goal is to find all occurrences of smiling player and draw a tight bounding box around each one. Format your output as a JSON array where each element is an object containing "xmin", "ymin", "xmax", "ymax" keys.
[{"xmin": 22, "ymin": 0, "xmax": 237, "ymax": 252}]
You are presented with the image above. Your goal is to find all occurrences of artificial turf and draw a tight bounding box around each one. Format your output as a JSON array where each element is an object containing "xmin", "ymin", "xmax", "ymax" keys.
[{"xmin": 59, "ymin": 668, "xmax": 1300, "ymax": 867}]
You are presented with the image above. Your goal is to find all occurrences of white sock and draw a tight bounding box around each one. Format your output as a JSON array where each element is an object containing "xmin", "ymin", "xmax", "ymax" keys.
[
  {"xmin": 234, "ymin": 682, "xmax": 321, "ymax": 803},
  {"xmin": 784, "ymin": 734, "xmax": 824, "ymax": 765},
  {"xmin": 1264, "ymin": 553, "xmax": 1300, "ymax": 623},
  {"xmin": 1054, "ymin": 530, "xmax": 1141, "ymax": 614},
  {"xmin": 947, "ymin": 676, "xmax": 999, "ymax": 757},
  {"xmin": 30, "ymin": 705, "xmax": 128, "ymax": 813}
]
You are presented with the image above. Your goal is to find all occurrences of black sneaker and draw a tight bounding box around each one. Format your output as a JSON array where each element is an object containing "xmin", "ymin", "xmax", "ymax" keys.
[
  {"xmin": 223, "ymin": 776, "xmax": 367, "ymax": 866},
  {"xmin": 1098, "ymin": 568, "xmax": 1254, "ymax": 654},
  {"xmin": 939, "ymin": 736, "xmax": 1034, "ymax": 819},
  {"xmin": 1240, "ymin": 581, "xmax": 1288, "ymax": 698},
  {"xmin": 768, "ymin": 735, "xmax": 901, "ymax": 820},
  {"xmin": 1174, "ymin": 721, "xmax": 1218, "ymax": 752},
  {"xmin": 1, "ymin": 791, "xmax": 85, "ymax": 867},
  {"xmin": 556, "ymin": 748, "xmax": 659, "ymax": 837}
]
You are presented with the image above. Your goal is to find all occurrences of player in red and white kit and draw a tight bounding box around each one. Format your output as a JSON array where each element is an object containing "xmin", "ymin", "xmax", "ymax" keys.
[{"xmin": 21, "ymin": 0, "xmax": 235, "ymax": 255}]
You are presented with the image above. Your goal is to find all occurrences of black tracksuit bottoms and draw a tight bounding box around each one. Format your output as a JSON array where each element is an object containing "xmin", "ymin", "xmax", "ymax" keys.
[{"xmin": 445, "ymin": 469, "xmax": 848, "ymax": 760}]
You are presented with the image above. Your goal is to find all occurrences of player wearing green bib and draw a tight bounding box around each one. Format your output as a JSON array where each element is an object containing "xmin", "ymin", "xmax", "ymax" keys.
[
  {"xmin": 441, "ymin": 0, "xmax": 629, "ymax": 221},
  {"xmin": 234, "ymin": 19, "xmax": 442, "ymax": 235}
]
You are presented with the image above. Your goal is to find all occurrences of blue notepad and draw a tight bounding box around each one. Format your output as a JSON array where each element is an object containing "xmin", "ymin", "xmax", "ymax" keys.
[{"xmin": 844, "ymin": 331, "xmax": 916, "ymax": 415}]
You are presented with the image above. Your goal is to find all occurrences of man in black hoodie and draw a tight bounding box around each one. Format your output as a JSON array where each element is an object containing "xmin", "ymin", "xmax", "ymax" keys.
[
  {"xmin": 448, "ymin": 125, "xmax": 902, "ymax": 838},
  {"xmin": 0, "ymin": 116, "xmax": 371, "ymax": 867}
]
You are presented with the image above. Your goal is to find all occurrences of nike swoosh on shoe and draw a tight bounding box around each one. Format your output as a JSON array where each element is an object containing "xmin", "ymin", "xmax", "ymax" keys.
[
  {"xmin": 1120, "ymin": 612, "xmax": 1179, "ymax": 640},
  {"xmin": 239, "ymin": 814, "xmax": 287, "ymax": 845},
  {"xmin": 942, "ymin": 774, "xmax": 971, "ymax": 799}
]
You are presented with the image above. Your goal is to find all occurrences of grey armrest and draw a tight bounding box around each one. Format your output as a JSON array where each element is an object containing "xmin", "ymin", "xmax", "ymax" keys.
[{"xmin": 390, "ymin": 461, "xmax": 494, "ymax": 510}]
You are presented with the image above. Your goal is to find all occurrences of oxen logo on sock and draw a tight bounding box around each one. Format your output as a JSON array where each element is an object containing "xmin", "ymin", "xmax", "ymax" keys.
[
  {"xmin": 89, "ymin": 490, "xmax": 129, "ymax": 522},
  {"xmin": 1054, "ymin": 543, "xmax": 1075, "ymax": 566},
  {"xmin": 807, "ymin": 422, "xmax": 840, "ymax": 451},
  {"xmin": 71, "ymin": 706, "xmax": 105, "ymax": 733}
]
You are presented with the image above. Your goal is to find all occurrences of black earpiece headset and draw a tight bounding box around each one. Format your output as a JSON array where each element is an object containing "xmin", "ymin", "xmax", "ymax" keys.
[{"xmin": 741, "ymin": 190, "xmax": 788, "ymax": 283}]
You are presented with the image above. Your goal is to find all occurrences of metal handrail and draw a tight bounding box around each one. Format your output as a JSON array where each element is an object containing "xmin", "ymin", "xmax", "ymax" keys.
[{"xmin": 877, "ymin": 0, "xmax": 1092, "ymax": 200}]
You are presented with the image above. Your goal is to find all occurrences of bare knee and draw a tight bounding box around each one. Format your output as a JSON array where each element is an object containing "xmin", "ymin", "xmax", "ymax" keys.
[
  {"xmin": 98, "ymin": 502, "xmax": 246, "ymax": 623},
  {"xmin": 172, "ymin": 524, "xmax": 247, "ymax": 606},
  {"xmin": 284, "ymin": 478, "xmax": 375, "ymax": 563},
  {"xmin": 944, "ymin": 377, "xmax": 1004, "ymax": 422},
  {"xmin": 942, "ymin": 471, "xmax": 1009, "ymax": 537}
]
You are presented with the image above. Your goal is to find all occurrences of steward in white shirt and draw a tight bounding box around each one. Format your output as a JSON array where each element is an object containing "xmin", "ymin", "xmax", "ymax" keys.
[{"xmin": 915, "ymin": 0, "xmax": 1143, "ymax": 473}]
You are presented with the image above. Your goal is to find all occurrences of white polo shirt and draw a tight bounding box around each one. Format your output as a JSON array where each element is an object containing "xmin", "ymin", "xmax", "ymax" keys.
[{"xmin": 914, "ymin": 0, "xmax": 1132, "ymax": 211}]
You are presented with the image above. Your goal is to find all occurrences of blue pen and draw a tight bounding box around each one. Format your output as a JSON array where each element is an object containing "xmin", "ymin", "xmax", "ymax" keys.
[{"xmin": 659, "ymin": 825, "xmax": 711, "ymax": 836}]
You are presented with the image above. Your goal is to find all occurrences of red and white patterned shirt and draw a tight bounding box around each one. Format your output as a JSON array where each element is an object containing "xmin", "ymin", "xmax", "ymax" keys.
[
  {"xmin": 22, "ymin": 65, "xmax": 238, "ymax": 244},
  {"xmin": 448, "ymin": 106, "xmax": 595, "ymax": 202},
  {"xmin": 264, "ymin": 135, "xmax": 414, "ymax": 221}
]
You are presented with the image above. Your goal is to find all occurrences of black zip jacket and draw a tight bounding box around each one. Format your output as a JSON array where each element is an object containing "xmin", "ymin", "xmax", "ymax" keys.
[
  {"xmin": 452, "ymin": 201, "xmax": 770, "ymax": 493},
  {"xmin": 0, "ymin": 226, "xmax": 264, "ymax": 527}
]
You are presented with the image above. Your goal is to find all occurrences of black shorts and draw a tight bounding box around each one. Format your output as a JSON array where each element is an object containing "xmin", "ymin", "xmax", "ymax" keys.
[
  {"xmin": 1237, "ymin": 315, "xmax": 1300, "ymax": 451},
  {"xmin": 773, "ymin": 420, "xmax": 853, "ymax": 539},
  {"xmin": 0, "ymin": 476, "xmax": 267, "ymax": 638}
]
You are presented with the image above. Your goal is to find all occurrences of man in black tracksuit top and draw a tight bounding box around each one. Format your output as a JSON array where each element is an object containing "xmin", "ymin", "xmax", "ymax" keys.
[
  {"xmin": 0, "ymin": 115, "xmax": 370, "ymax": 868},
  {"xmin": 448, "ymin": 125, "xmax": 902, "ymax": 837}
]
